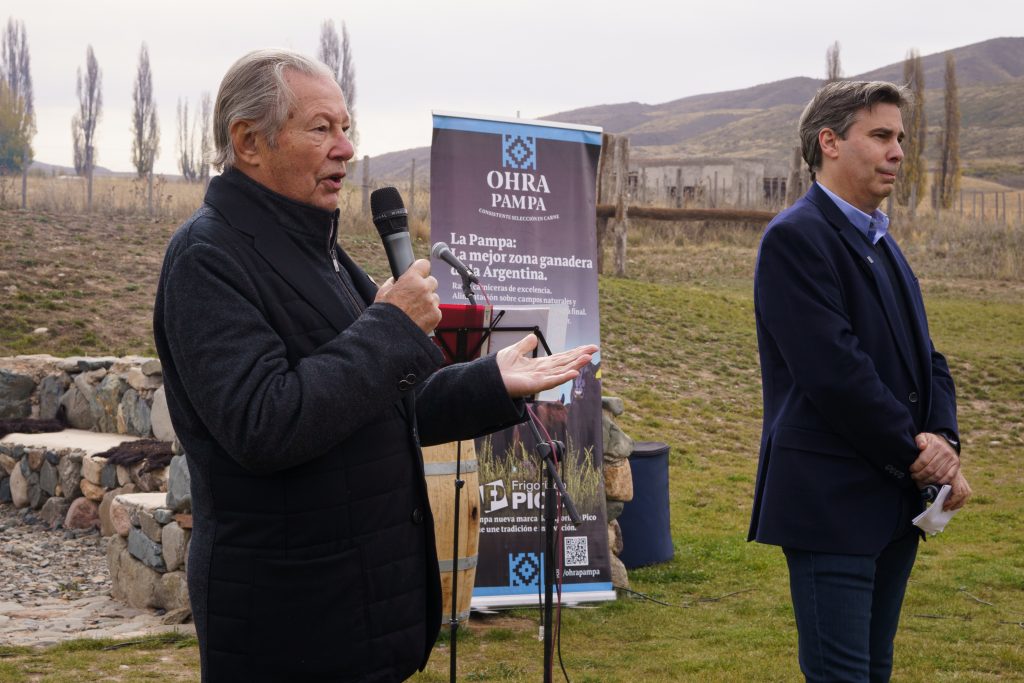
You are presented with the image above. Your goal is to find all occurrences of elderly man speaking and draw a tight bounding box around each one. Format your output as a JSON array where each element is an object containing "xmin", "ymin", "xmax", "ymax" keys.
[{"xmin": 153, "ymin": 48, "xmax": 595, "ymax": 682}]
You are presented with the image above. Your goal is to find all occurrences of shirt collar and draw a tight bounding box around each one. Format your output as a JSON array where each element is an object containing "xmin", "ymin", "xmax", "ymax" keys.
[{"xmin": 816, "ymin": 181, "xmax": 889, "ymax": 244}]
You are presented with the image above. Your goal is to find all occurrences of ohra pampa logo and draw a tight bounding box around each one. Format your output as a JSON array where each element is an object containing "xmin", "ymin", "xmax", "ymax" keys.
[
  {"xmin": 486, "ymin": 132, "xmax": 550, "ymax": 212},
  {"xmin": 502, "ymin": 133, "xmax": 536, "ymax": 171}
]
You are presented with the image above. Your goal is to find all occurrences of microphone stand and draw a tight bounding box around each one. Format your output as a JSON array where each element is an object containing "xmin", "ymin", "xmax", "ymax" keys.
[
  {"xmin": 459, "ymin": 271, "xmax": 476, "ymax": 306},
  {"xmin": 523, "ymin": 409, "xmax": 582, "ymax": 683},
  {"xmin": 448, "ymin": 438, "xmax": 465, "ymax": 683},
  {"xmin": 447, "ymin": 268, "xmax": 477, "ymax": 683}
]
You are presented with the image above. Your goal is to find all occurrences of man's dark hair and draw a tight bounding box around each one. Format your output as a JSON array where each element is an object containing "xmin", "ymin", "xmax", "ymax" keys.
[{"xmin": 799, "ymin": 80, "xmax": 910, "ymax": 177}]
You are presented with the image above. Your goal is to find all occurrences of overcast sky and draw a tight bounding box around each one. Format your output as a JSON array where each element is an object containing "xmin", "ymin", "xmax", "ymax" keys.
[{"xmin": 10, "ymin": 0, "xmax": 1021, "ymax": 175}]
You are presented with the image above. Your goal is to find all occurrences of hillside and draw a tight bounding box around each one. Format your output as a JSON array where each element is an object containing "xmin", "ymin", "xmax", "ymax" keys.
[{"xmin": 371, "ymin": 37, "xmax": 1024, "ymax": 186}]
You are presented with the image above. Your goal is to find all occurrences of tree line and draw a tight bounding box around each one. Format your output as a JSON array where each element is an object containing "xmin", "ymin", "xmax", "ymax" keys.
[{"xmin": 0, "ymin": 16, "xmax": 359, "ymax": 213}]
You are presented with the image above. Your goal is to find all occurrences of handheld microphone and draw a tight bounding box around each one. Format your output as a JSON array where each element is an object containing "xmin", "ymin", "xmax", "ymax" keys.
[
  {"xmin": 431, "ymin": 242, "xmax": 478, "ymax": 283},
  {"xmin": 371, "ymin": 187, "xmax": 414, "ymax": 279}
]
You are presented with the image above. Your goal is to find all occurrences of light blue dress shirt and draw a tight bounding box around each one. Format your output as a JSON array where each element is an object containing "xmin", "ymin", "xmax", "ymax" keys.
[{"xmin": 816, "ymin": 182, "xmax": 889, "ymax": 245}]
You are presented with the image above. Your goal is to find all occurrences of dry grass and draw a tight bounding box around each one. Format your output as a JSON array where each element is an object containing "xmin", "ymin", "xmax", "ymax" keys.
[{"xmin": 0, "ymin": 174, "xmax": 206, "ymax": 220}]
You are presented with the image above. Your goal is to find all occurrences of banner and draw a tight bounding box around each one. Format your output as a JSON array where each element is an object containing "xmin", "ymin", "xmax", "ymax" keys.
[{"xmin": 431, "ymin": 112, "xmax": 613, "ymax": 608}]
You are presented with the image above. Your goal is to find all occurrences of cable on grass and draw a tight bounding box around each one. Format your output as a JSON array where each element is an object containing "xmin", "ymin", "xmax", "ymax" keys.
[
  {"xmin": 614, "ymin": 585, "xmax": 756, "ymax": 608},
  {"xmin": 958, "ymin": 587, "xmax": 995, "ymax": 607},
  {"xmin": 615, "ymin": 585, "xmax": 673, "ymax": 607}
]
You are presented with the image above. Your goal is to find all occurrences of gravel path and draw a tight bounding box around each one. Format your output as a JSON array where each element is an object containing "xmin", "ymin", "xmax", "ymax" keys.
[{"xmin": 0, "ymin": 503, "xmax": 194, "ymax": 647}]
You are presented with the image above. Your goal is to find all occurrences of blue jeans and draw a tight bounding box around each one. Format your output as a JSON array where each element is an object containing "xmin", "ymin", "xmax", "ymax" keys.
[{"xmin": 783, "ymin": 532, "xmax": 919, "ymax": 683}]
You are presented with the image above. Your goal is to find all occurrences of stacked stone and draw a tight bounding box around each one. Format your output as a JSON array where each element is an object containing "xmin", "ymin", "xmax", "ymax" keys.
[
  {"xmin": 2, "ymin": 442, "xmax": 84, "ymax": 527},
  {"xmin": 0, "ymin": 355, "xmax": 174, "ymax": 440},
  {"xmin": 106, "ymin": 454, "xmax": 192, "ymax": 613},
  {"xmin": 601, "ymin": 396, "xmax": 635, "ymax": 590},
  {"xmin": 0, "ymin": 440, "xmax": 169, "ymax": 531},
  {"xmin": 1, "ymin": 353, "xmax": 191, "ymax": 618}
]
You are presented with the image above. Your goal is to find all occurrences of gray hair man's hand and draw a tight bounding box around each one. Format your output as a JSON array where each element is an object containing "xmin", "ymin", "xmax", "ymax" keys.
[
  {"xmin": 495, "ymin": 334, "xmax": 597, "ymax": 399},
  {"xmin": 374, "ymin": 259, "xmax": 441, "ymax": 335}
]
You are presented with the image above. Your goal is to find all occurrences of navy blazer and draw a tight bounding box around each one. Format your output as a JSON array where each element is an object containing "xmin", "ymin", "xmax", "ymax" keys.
[{"xmin": 748, "ymin": 184, "xmax": 958, "ymax": 554}]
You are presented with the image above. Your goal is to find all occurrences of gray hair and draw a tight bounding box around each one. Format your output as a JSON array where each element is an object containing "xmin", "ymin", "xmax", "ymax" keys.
[
  {"xmin": 798, "ymin": 80, "xmax": 910, "ymax": 177},
  {"xmin": 212, "ymin": 48, "xmax": 336, "ymax": 171}
]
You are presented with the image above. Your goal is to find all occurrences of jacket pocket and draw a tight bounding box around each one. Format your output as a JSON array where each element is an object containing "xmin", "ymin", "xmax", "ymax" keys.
[
  {"xmin": 248, "ymin": 546, "xmax": 370, "ymax": 677},
  {"xmin": 773, "ymin": 425, "xmax": 857, "ymax": 459}
]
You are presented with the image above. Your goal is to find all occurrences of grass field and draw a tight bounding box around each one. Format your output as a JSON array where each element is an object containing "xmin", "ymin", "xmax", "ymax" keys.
[{"xmin": 0, "ymin": 203, "xmax": 1021, "ymax": 681}]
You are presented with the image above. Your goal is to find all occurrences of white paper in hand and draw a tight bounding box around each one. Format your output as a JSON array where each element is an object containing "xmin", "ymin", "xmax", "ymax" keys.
[{"xmin": 912, "ymin": 484, "xmax": 957, "ymax": 534}]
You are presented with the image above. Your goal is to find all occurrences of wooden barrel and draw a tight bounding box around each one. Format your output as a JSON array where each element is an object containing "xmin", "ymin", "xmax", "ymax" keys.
[{"xmin": 422, "ymin": 440, "xmax": 481, "ymax": 624}]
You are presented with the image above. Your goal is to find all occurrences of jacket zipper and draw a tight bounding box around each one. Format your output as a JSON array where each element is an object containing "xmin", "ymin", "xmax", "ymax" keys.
[{"xmin": 328, "ymin": 213, "xmax": 365, "ymax": 315}]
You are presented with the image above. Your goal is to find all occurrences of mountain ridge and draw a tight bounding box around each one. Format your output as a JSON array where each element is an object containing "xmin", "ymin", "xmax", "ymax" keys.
[{"xmin": 370, "ymin": 36, "xmax": 1023, "ymax": 186}]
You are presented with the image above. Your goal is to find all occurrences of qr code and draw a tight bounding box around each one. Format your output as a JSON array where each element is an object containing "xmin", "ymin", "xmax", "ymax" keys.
[{"xmin": 563, "ymin": 536, "xmax": 589, "ymax": 567}]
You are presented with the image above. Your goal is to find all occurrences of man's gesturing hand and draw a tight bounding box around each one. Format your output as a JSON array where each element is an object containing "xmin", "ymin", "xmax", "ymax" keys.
[
  {"xmin": 496, "ymin": 334, "xmax": 598, "ymax": 399},
  {"xmin": 910, "ymin": 432, "xmax": 960, "ymax": 485},
  {"xmin": 374, "ymin": 259, "xmax": 441, "ymax": 334}
]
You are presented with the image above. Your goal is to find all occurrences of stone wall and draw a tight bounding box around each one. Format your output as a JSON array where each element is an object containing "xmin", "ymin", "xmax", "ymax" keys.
[
  {"xmin": 0, "ymin": 354, "xmax": 175, "ymax": 441},
  {"xmin": 601, "ymin": 397, "xmax": 635, "ymax": 589},
  {"xmin": 1, "ymin": 354, "xmax": 187, "ymax": 613},
  {"xmin": 104, "ymin": 456, "xmax": 192, "ymax": 615}
]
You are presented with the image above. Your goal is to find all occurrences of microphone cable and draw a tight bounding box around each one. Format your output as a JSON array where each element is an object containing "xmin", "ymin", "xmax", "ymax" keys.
[{"xmin": 525, "ymin": 402, "xmax": 571, "ymax": 683}]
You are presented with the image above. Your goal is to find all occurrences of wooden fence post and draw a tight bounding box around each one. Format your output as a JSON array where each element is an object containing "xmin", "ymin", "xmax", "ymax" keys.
[
  {"xmin": 361, "ymin": 155, "xmax": 371, "ymax": 217},
  {"xmin": 409, "ymin": 158, "xmax": 416, "ymax": 217},
  {"xmin": 613, "ymin": 136, "xmax": 630, "ymax": 277},
  {"xmin": 595, "ymin": 133, "xmax": 613, "ymax": 274},
  {"xmin": 675, "ymin": 168, "xmax": 683, "ymax": 208},
  {"xmin": 785, "ymin": 146, "xmax": 803, "ymax": 205}
]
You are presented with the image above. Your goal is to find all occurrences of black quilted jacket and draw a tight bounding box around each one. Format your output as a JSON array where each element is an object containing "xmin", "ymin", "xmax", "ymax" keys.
[{"xmin": 153, "ymin": 169, "xmax": 523, "ymax": 682}]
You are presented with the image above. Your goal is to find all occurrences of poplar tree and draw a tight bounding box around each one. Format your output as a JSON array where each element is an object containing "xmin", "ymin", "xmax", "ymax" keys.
[
  {"xmin": 72, "ymin": 45, "xmax": 102, "ymax": 212},
  {"xmin": 198, "ymin": 91, "xmax": 211, "ymax": 184},
  {"xmin": 825, "ymin": 41, "xmax": 842, "ymax": 83},
  {"xmin": 1, "ymin": 17, "xmax": 34, "ymax": 208},
  {"xmin": 0, "ymin": 80, "xmax": 30, "ymax": 175},
  {"xmin": 938, "ymin": 53, "xmax": 961, "ymax": 210},
  {"xmin": 176, "ymin": 97, "xmax": 197, "ymax": 181},
  {"xmin": 131, "ymin": 42, "xmax": 159, "ymax": 213},
  {"xmin": 317, "ymin": 19, "xmax": 357, "ymax": 151},
  {"xmin": 176, "ymin": 92, "xmax": 211, "ymax": 183},
  {"xmin": 895, "ymin": 49, "xmax": 926, "ymax": 210}
]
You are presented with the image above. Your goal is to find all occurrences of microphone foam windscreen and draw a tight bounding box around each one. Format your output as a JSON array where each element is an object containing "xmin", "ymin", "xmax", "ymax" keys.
[{"xmin": 370, "ymin": 186, "xmax": 407, "ymax": 236}]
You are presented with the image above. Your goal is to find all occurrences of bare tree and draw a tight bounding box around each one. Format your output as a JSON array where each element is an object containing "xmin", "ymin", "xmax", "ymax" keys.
[
  {"xmin": 176, "ymin": 97, "xmax": 198, "ymax": 181},
  {"xmin": 938, "ymin": 53, "xmax": 960, "ymax": 210},
  {"xmin": 317, "ymin": 19, "xmax": 358, "ymax": 151},
  {"xmin": 895, "ymin": 49, "xmax": 926, "ymax": 212},
  {"xmin": 176, "ymin": 93, "xmax": 211, "ymax": 183},
  {"xmin": 131, "ymin": 42, "xmax": 160, "ymax": 213},
  {"xmin": 825, "ymin": 41, "xmax": 842, "ymax": 83},
  {"xmin": 1, "ymin": 17, "xmax": 34, "ymax": 208},
  {"xmin": 198, "ymin": 91, "xmax": 212, "ymax": 184},
  {"xmin": 72, "ymin": 45, "xmax": 102, "ymax": 211}
]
